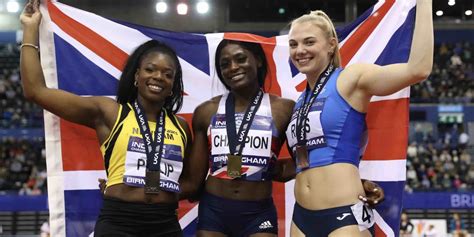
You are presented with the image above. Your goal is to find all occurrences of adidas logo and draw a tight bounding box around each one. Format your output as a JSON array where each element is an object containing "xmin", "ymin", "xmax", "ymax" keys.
[{"xmin": 259, "ymin": 220, "xmax": 273, "ymax": 229}]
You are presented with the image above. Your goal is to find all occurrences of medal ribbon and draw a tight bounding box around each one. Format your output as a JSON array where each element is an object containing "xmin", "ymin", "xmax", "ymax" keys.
[
  {"xmin": 225, "ymin": 89, "xmax": 264, "ymax": 156},
  {"xmin": 295, "ymin": 64, "xmax": 335, "ymax": 146},
  {"xmin": 132, "ymin": 100, "xmax": 166, "ymax": 172}
]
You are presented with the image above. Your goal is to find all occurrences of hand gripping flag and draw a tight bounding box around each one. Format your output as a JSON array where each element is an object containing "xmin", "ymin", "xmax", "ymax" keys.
[{"xmin": 38, "ymin": 0, "xmax": 415, "ymax": 236}]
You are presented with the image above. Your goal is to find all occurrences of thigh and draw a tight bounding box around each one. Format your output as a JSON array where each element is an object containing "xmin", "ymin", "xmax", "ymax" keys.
[
  {"xmin": 94, "ymin": 218, "xmax": 135, "ymax": 237},
  {"xmin": 360, "ymin": 229, "xmax": 373, "ymax": 237},
  {"xmin": 328, "ymin": 225, "xmax": 362, "ymax": 237},
  {"xmin": 249, "ymin": 233, "xmax": 277, "ymax": 237},
  {"xmin": 290, "ymin": 221, "xmax": 305, "ymax": 237},
  {"xmin": 197, "ymin": 230, "xmax": 228, "ymax": 237},
  {"xmin": 142, "ymin": 222, "xmax": 182, "ymax": 237}
]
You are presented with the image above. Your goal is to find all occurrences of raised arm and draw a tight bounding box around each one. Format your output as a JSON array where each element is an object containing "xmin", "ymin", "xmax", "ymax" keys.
[
  {"xmin": 20, "ymin": 0, "xmax": 117, "ymax": 135},
  {"xmin": 343, "ymin": 0, "xmax": 433, "ymax": 99}
]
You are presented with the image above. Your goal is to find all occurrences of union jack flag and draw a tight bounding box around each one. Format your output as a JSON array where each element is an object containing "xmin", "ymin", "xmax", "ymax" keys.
[{"xmin": 39, "ymin": 0, "xmax": 415, "ymax": 236}]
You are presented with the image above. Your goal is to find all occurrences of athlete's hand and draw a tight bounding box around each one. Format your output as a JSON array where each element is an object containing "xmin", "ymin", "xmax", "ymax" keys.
[
  {"xmin": 20, "ymin": 0, "xmax": 42, "ymax": 29},
  {"xmin": 98, "ymin": 178, "xmax": 107, "ymax": 195},
  {"xmin": 360, "ymin": 179, "xmax": 384, "ymax": 208}
]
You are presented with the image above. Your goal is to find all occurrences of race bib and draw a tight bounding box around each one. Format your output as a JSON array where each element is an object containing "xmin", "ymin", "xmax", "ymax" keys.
[
  {"xmin": 350, "ymin": 201, "xmax": 375, "ymax": 231},
  {"xmin": 287, "ymin": 98, "xmax": 327, "ymax": 150},
  {"xmin": 122, "ymin": 136, "xmax": 182, "ymax": 192}
]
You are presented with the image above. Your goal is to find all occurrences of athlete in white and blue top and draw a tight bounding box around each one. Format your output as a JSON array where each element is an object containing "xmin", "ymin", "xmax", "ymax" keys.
[
  {"xmin": 208, "ymin": 92, "xmax": 281, "ymax": 181},
  {"xmin": 287, "ymin": 1, "xmax": 433, "ymax": 236},
  {"xmin": 181, "ymin": 39, "xmax": 294, "ymax": 237}
]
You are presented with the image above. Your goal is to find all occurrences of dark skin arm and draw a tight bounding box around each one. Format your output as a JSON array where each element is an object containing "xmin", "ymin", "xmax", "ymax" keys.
[
  {"xmin": 360, "ymin": 179, "xmax": 385, "ymax": 208},
  {"xmin": 269, "ymin": 95, "xmax": 296, "ymax": 182},
  {"xmin": 20, "ymin": 0, "xmax": 117, "ymax": 145},
  {"xmin": 177, "ymin": 115, "xmax": 193, "ymax": 200},
  {"xmin": 178, "ymin": 98, "xmax": 219, "ymax": 201}
]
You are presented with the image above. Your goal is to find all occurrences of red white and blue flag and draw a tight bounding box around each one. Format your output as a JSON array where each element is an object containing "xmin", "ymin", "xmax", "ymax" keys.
[{"xmin": 39, "ymin": 0, "xmax": 415, "ymax": 236}]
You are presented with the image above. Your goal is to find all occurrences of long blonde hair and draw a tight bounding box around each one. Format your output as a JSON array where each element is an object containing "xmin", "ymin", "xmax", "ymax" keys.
[{"xmin": 290, "ymin": 10, "xmax": 341, "ymax": 67}]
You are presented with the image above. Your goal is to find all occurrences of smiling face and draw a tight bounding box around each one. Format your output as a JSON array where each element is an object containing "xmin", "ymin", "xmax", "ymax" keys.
[
  {"xmin": 218, "ymin": 43, "xmax": 262, "ymax": 91},
  {"xmin": 288, "ymin": 21, "xmax": 336, "ymax": 79},
  {"xmin": 134, "ymin": 51, "xmax": 176, "ymax": 104}
]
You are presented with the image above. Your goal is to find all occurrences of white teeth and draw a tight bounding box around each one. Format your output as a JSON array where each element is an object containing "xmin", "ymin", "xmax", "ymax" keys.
[
  {"xmin": 298, "ymin": 58, "xmax": 310, "ymax": 64},
  {"xmin": 148, "ymin": 85, "xmax": 163, "ymax": 92},
  {"xmin": 232, "ymin": 74, "xmax": 245, "ymax": 80}
]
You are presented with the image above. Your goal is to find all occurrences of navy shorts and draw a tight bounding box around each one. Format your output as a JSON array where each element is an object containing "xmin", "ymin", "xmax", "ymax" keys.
[
  {"xmin": 197, "ymin": 192, "xmax": 278, "ymax": 236},
  {"xmin": 94, "ymin": 198, "xmax": 182, "ymax": 237},
  {"xmin": 292, "ymin": 202, "xmax": 374, "ymax": 237}
]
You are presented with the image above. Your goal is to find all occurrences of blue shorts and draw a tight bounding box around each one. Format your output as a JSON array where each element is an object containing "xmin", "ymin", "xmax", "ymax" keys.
[
  {"xmin": 197, "ymin": 192, "xmax": 278, "ymax": 236},
  {"xmin": 292, "ymin": 202, "xmax": 374, "ymax": 237}
]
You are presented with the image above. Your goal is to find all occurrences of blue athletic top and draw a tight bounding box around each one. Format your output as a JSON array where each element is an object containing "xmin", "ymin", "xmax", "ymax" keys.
[{"xmin": 286, "ymin": 68, "xmax": 367, "ymax": 173}]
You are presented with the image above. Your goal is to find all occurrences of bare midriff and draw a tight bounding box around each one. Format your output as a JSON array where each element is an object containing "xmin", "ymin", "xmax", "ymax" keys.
[
  {"xmin": 104, "ymin": 183, "xmax": 178, "ymax": 204},
  {"xmin": 205, "ymin": 176, "xmax": 272, "ymax": 201},
  {"xmin": 294, "ymin": 163, "xmax": 365, "ymax": 210}
]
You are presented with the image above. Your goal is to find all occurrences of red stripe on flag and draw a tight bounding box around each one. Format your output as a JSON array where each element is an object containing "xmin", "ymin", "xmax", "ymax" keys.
[
  {"xmin": 374, "ymin": 224, "xmax": 388, "ymax": 237},
  {"xmin": 178, "ymin": 200, "xmax": 197, "ymax": 219},
  {"xmin": 363, "ymin": 98, "xmax": 409, "ymax": 161},
  {"xmin": 60, "ymin": 119, "xmax": 105, "ymax": 171},
  {"xmin": 295, "ymin": 80, "xmax": 306, "ymax": 92},
  {"xmin": 272, "ymin": 182, "xmax": 286, "ymax": 236},
  {"xmin": 339, "ymin": 0, "xmax": 395, "ymax": 67},
  {"xmin": 47, "ymin": 2, "xmax": 128, "ymax": 71},
  {"xmin": 223, "ymin": 33, "xmax": 282, "ymax": 96}
]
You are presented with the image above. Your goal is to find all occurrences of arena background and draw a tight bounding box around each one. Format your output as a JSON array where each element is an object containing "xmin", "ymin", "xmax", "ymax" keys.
[{"xmin": 0, "ymin": 0, "xmax": 473, "ymax": 236}]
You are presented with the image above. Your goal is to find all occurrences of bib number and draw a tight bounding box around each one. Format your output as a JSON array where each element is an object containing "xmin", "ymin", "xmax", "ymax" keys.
[{"xmin": 351, "ymin": 201, "xmax": 375, "ymax": 231}]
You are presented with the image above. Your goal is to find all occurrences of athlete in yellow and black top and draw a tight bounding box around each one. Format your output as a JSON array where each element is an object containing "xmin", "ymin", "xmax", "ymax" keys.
[
  {"xmin": 21, "ymin": 3, "xmax": 190, "ymax": 235},
  {"xmin": 102, "ymin": 103, "xmax": 188, "ymax": 193}
]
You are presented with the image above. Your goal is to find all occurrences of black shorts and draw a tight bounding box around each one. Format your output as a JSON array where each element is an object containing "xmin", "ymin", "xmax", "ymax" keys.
[
  {"xmin": 197, "ymin": 192, "xmax": 278, "ymax": 237},
  {"xmin": 94, "ymin": 198, "xmax": 182, "ymax": 237}
]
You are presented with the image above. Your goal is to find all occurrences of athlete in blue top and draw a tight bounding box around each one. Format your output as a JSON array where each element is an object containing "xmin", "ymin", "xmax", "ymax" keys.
[{"xmin": 286, "ymin": 0, "xmax": 433, "ymax": 236}]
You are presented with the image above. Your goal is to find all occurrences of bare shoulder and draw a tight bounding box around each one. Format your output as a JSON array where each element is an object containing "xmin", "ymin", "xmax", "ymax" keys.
[
  {"xmin": 92, "ymin": 96, "xmax": 120, "ymax": 125},
  {"xmin": 175, "ymin": 115, "xmax": 191, "ymax": 131},
  {"xmin": 268, "ymin": 94, "xmax": 295, "ymax": 133},
  {"xmin": 268, "ymin": 94, "xmax": 295, "ymax": 115},
  {"xmin": 194, "ymin": 95, "xmax": 220, "ymax": 114},
  {"xmin": 339, "ymin": 63, "xmax": 380, "ymax": 85},
  {"xmin": 192, "ymin": 95, "xmax": 222, "ymax": 128}
]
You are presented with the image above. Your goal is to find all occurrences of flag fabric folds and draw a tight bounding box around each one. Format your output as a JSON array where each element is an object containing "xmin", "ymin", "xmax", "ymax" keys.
[{"xmin": 39, "ymin": 0, "xmax": 415, "ymax": 236}]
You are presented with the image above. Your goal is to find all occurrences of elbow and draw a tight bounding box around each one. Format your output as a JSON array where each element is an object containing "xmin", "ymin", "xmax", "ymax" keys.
[
  {"xmin": 410, "ymin": 65, "xmax": 432, "ymax": 83},
  {"xmin": 22, "ymin": 90, "xmax": 37, "ymax": 102},
  {"xmin": 412, "ymin": 71, "xmax": 431, "ymax": 83},
  {"xmin": 408, "ymin": 56, "xmax": 433, "ymax": 83}
]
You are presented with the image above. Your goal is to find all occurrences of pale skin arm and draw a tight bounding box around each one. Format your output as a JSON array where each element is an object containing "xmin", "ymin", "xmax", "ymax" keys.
[
  {"xmin": 339, "ymin": 0, "xmax": 433, "ymax": 112},
  {"xmin": 20, "ymin": 0, "xmax": 117, "ymax": 143}
]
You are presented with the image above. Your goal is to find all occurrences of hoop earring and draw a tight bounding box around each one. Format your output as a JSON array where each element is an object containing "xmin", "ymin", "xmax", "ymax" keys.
[
  {"xmin": 169, "ymin": 91, "xmax": 173, "ymax": 97},
  {"xmin": 134, "ymin": 81, "xmax": 138, "ymax": 87}
]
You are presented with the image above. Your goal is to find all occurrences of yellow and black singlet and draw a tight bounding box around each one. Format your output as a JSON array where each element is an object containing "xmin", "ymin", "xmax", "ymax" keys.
[{"xmin": 101, "ymin": 103, "xmax": 188, "ymax": 193}]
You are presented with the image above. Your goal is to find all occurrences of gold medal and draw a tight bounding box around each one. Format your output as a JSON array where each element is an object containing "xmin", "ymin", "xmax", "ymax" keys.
[
  {"xmin": 144, "ymin": 170, "xmax": 161, "ymax": 194},
  {"xmin": 295, "ymin": 145, "xmax": 309, "ymax": 169},
  {"xmin": 227, "ymin": 154, "xmax": 242, "ymax": 178}
]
